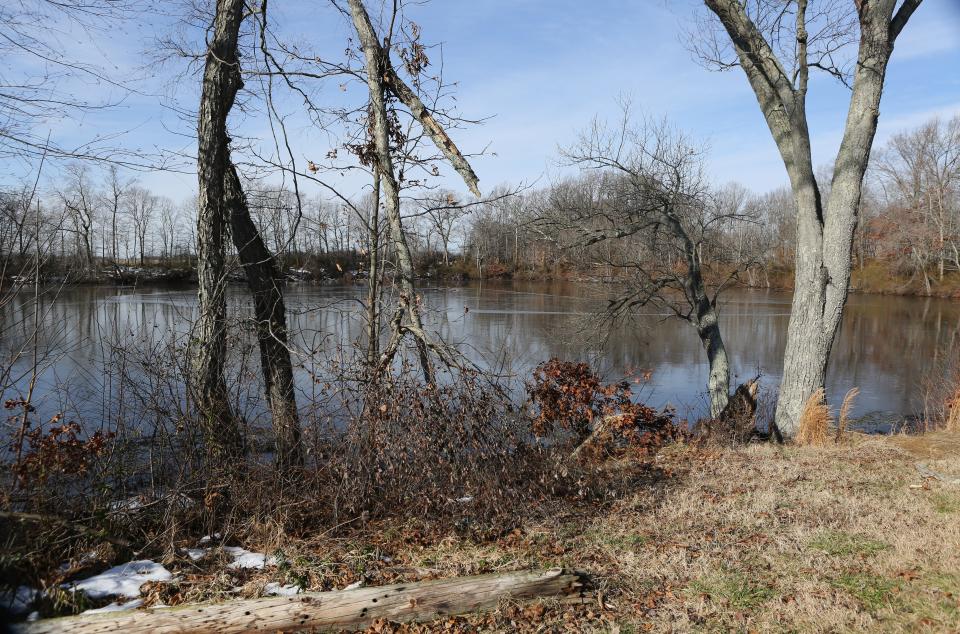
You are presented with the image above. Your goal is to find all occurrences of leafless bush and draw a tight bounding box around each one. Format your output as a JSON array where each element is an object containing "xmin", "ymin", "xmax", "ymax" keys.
[
  {"xmin": 321, "ymin": 365, "xmax": 554, "ymax": 530},
  {"xmin": 922, "ymin": 346, "xmax": 960, "ymax": 433}
]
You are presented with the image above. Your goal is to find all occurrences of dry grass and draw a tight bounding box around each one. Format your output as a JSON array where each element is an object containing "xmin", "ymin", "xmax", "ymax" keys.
[
  {"xmin": 946, "ymin": 385, "xmax": 960, "ymax": 433},
  {"xmin": 31, "ymin": 435, "xmax": 960, "ymax": 633},
  {"xmin": 797, "ymin": 388, "xmax": 831, "ymax": 446},
  {"xmin": 13, "ymin": 433, "xmax": 960, "ymax": 632},
  {"xmin": 374, "ymin": 436, "xmax": 960, "ymax": 632},
  {"xmin": 837, "ymin": 387, "xmax": 861, "ymax": 442}
]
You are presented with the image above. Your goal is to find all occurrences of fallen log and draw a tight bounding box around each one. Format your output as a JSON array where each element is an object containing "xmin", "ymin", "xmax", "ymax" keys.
[
  {"xmin": 20, "ymin": 568, "xmax": 587, "ymax": 633},
  {"xmin": 916, "ymin": 462, "xmax": 960, "ymax": 485}
]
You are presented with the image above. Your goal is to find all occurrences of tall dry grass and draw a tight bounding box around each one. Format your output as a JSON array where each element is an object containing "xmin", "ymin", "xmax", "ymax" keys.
[
  {"xmin": 836, "ymin": 387, "xmax": 860, "ymax": 442},
  {"xmin": 796, "ymin": 388, "xmax": 831, "ymax": 446},
  {"xmin": 796, "ymin": 387, "xmax": 861, "ymax": 446}
]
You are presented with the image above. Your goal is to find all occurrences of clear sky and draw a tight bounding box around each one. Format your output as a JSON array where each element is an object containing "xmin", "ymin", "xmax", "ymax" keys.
[{"xmin": 13, "ymin": 0, "xmax": 960, "ymax": 203}]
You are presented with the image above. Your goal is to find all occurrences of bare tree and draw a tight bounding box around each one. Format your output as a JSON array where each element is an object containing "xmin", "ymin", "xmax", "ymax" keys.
[
  {"xmin": 102, "ymin": 166, "xmax": 130, "ymax": 264},
  {"xmin": 60, "ymin": 164, "xmax": 98, "ymax": 273},
  {"xmin": 347, "ymin": 0, "xmax": 481, "ymax": 381},
  {"xmin": 550, "ymin": 113, "xmax": 753, "ymax": 417},
  {"xmin": 873, "ymin": 116, "xmax": 960, "ymax": 285},
  {"xmin": 126, "ymin": 186, "xmax": 158, "ymax": 266},
  {"xmin": 696, "ymin": 0, "xmax": 923, "ymax": 435},
  {"xmin": 420, "ymin": 190, "xmax": 470, "ymax": 266},
  {"xmin": 191, "ymin": 0, "xmax": 305, "ymax": 471}
]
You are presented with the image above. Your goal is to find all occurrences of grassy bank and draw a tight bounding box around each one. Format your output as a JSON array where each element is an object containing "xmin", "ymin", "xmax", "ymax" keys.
[{"xmin": 13, "ymin": 432, "xmax": 960, "ymax": 632}]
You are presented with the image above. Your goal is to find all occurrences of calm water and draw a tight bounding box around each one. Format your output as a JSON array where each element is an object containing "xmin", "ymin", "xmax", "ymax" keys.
[{"xmin": 2, "ymin": 281, "xmax": 958, "ymax": 430}]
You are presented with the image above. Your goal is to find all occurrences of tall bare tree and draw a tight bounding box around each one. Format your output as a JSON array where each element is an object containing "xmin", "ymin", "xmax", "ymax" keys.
[
  {"xmin": 347, "ymin": 0, "xmax": 481, "ymax": 381},
  {"xmin": 192, "ymin": 0, "xmax": 247, "ymax": 461},
  {"xmin": 192, "ymin": 0, "xmax": 304, "ymax": 471},
  {"xmin": 697, "ymin": 0, "xmax": 923, "ymax": 435}
]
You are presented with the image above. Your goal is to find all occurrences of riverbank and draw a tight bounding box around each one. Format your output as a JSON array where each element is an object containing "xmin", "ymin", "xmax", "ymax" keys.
[
  {"xmin": 8, "ymin": 256, "xmax": 960, "ymax": 300},
  {"xmin": 7, "ymin": 432, "xmax": 960, "ymax": 631}
]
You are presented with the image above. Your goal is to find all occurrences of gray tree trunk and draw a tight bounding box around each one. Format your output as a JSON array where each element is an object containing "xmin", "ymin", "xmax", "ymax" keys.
[
  {"xmin": 191, "ymin": 0, "xmax": 246, "ymax": 460},
  {"xmin": 365, "ymin": 168, "xmax": 382, "ymax": 369},
  {"xmin": 704, "ymin": 0, "xmax": 922, "ymax": 436},
  {"xmin": 677, "ymin": 217, "xmax": 730, "ymax": 417},
  {"xmin": 225, "ymin": 163, "xmax": 303, "ymax": 472}
]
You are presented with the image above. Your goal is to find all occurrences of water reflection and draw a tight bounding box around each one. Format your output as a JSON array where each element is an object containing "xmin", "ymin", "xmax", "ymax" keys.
[{"xmin": 1, "ymin": 281, "xmax": 957, "ymax": 429}]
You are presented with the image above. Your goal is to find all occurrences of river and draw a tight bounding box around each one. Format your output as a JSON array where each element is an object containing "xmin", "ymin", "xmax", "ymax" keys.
[{"xmin": 1, "ymin": 281, "xmax": 957, "ymax": 432}]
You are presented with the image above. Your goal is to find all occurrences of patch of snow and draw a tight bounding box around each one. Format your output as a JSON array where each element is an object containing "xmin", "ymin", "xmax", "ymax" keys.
[
  {"xmin": 108, "ymin": 496, "xmax": 146, "ymax": 512},
  {"xmin": 184, "ymin": 547, "xmax": 209, "ymax": 561},
  {"xmin": 64, "ymin": 560, "xmax": 172, "ymax": 599},
  {"xmin": 264, "ymin": 582, "xmax": 303, "ymax": 596},
  {"xmin": 58, "ymin": 551, "xmax": 100, "ymax": 573},
  {"xmin": 0, "ymin": 586, "xmax": 40, "ymax": 616},
  {"xmin": 225, "ymin": 547, "xmax": 276, "ymax": 570},
  {"xmin": 82, "ymin": 598, "xmax": 144, "ymax": 614},
  {"xmin": 342, "ymin": 580, "xmax": 364, "ymax": 591},
  {"xmin": 198, "ymin": 533, "xmax": 222, "ymax": 545},
  {"xmin": 27, "ymin": 611, "xmax": 40, "ymax": 622}
]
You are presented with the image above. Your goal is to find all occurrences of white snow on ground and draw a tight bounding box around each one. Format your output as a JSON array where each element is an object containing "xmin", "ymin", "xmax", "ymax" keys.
[
  {"xmin": 342, "ymin": 580, "xmax": 364, "ymax": 591},
  {"xmin": 184, "ymin": 547, "xmax": 208, "ymax": 561},
  {"xmin": 64, "ymin": 560, "xmax": 172, "ymax": 599},
  {"xmin": 108, "ymin": 496, "xmax": 146, "ymax": 512},
  {"xmin": 81, "ymin": 598, "xmax": 144, "ymax": 614},
  {"xmin": 198, "ymin": 533, "xmax": 222, "ymax": 545},
  {"xmin": 225, "ymin": 547, "xmax": 276, "ymax": 569},
  {"xmin": 264, "ymin": 582, "xmax": 302, "ymax": 596},
  {"xmin": 0, "ymin": 586, "xmax": 40, "ymax": 616}
]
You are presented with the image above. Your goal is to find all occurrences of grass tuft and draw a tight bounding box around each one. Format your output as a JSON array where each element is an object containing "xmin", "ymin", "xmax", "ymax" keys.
[
  {"xmin": 836, "ymin": 387, "xmax": 860, "ymax": 442},
  {"xmin": 831, "ymin": 573, "xmax": 898, "ymax": 613},
  {"xmin": 809, "ymin": 530, "xmax": 889, "ymax": 557},
  {"xmin": 689, "ymin": 571, "xmax": 775, "ymax": 610},
  {"xmin": 796, "ymin": 388, "xmax": 831, "ymax": 446}
]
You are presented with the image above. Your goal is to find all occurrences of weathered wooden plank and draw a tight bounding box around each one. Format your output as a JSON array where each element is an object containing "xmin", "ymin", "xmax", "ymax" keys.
[{"xmin": 20, "ymin": 568, "xmax": 586, "ymax": 633}]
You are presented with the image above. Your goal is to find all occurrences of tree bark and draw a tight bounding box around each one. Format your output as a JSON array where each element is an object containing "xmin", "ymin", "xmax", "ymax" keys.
[
  {"xmin": 365, "ymin": 167, "xmax": 382, "ymax": 369},
  {"xmin": 662, "ymin": 210, "xmax": 731, "ymax": 417},
  {"xmin": 191, "ymin": 0, "xmax": 247, "ymax": 460},
  {"xmin": 225, "ymin": 163, "xmax": 303, "ymax": 472},
  {"xmin": 704, "ymin": 0, "xmax": 922, "ymax": 436},
  {"xmin": 21, "ymin": 569, "xmax": 586, "ymax": 634}
]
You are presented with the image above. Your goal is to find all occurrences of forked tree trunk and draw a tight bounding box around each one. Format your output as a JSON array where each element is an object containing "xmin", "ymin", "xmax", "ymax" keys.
[
  {"xmin": 685, "ymin": 229, "xmax": 730, "ymax": 417},
  {"xmin": 191, "ymin": 0, "xmax": 247, "ymax": 460},
  {"xmin": 704, "ymin": 0, "xmax": 922, "ymax": 436},
  {"xmin": 225, "ymin": 164, "xmax": 303, "ymax": 472},
  {"xmin": 659, "ymin": 210, "xmax": 731, "ymax": 417}
]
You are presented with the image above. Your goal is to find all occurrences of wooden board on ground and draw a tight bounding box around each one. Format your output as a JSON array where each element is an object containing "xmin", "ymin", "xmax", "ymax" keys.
[{"xmin": 20, "ymin": 567, "xmax": 587, "ymax": 634}]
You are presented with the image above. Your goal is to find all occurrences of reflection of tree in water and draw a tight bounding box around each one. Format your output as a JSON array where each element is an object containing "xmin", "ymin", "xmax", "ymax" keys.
[{"xmin": 4, "ymin": 284, "xmax": 960, "ymax": 430}]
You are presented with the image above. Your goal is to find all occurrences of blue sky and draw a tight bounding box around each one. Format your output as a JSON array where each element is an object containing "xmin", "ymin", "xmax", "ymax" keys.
[{"xmin": 13, "ymin": 0, "xmax": 960, "ymax": 202}]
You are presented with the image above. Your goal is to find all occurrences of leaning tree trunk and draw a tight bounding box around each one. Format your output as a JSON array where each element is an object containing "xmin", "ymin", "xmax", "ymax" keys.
[
  {"xmin": 695, "ymin": 299, "xmax": 731, "ymax": 419},
  {"xmin": 683, "ymin": 228, "xmax": 730, "ymax": 418},
  {"xmin": 225, "ymin": 164, "xmax": 303, "ymax": 472},
  {"xmin": 191, "ymin": 0, "xmax": 247, "ymax": 460},
  {"xmin": 349, "ymin": 0, "xmax": 434, "ymax": 383}
]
